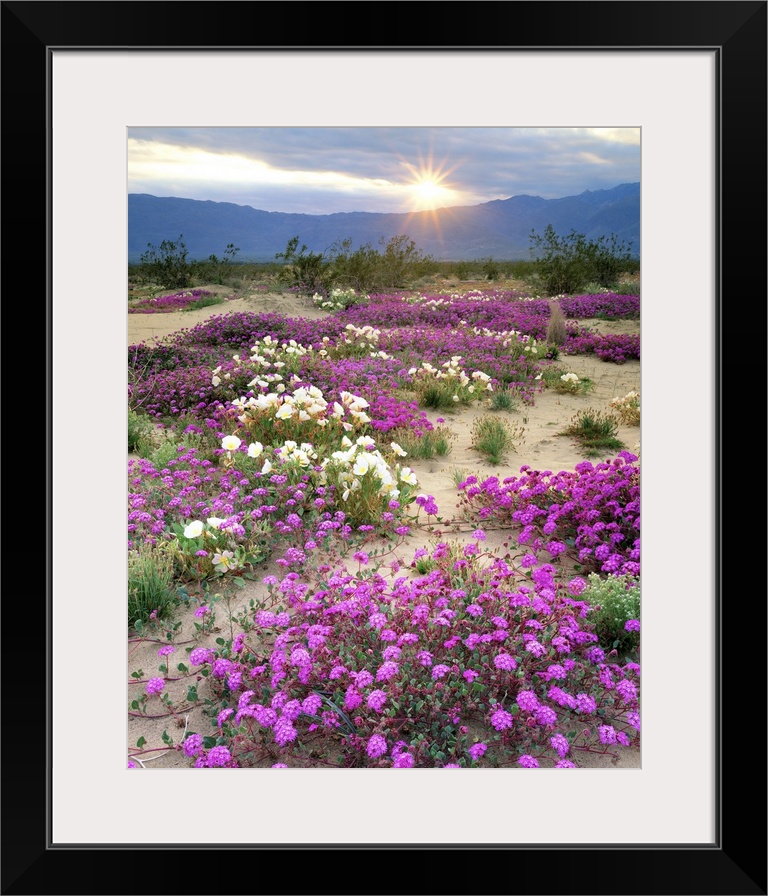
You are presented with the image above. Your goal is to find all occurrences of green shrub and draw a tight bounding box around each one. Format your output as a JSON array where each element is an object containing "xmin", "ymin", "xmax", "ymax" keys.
[
  {"xmin": 583, "ymin": 572, "xmax": 640, "ymax": 656},
  {"xmin": 137, "ymin": 234, "xmax": 193, "ymax": 289},
  {"xmin": 275, "ymin": 235, "xmax": 334, "ymax": 296},
  {"xmin": 529, "ymin": 225, "xmax": 634, "ymax": 295}
]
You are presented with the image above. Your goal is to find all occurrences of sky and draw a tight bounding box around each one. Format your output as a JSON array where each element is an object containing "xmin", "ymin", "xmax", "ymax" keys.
[{"xmin": 127, "ymin": 127, "xmax": 640, "ymax": 216}]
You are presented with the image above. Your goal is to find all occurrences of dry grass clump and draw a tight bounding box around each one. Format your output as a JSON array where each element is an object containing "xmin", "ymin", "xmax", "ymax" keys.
[{"xmin": 546, "ymin": 300, "xmax": 568, "ymax": 346}]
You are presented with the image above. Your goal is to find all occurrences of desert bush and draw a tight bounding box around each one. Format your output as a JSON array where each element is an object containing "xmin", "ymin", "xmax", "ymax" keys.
[
  {"xmin": 135, "ymin": 236, "xmax": 242, "ymax": 290},
  {"xmin": 137, "ymin": 235, "xmax": 194, "ymax": 289},
  {"xmin": 529, "ymin": 225, "xmax": 634, "ymax": 295},
  {"xmin": 275, "ymin": 235, "xmax": 334, "ymax": 296},
  {"xmin": 480, "ymin": 256, "xmax": 501, "ymax": 280}
]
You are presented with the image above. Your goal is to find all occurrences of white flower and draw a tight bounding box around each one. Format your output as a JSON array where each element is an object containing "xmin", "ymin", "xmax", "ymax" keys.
[
  {"xmin": 206, "ymin": 517, "xmax": 224, "ymax": 529},
  {"xmin": 183, "ymin": 520, "xmax": 203, "ymax": 539},
  {"xmin": 399, "ymin": 467, "xmax": 418, "ymax": 486},
  {"xmin": 275, "ymin": 403, "xmax": 294, "ymax": 420},
  {"xmin": 262, "ymin": 459, "xmax": 272, "ymax": 474},
  {"xmin": 390, "ymin": 442, "xmax": 407, "ymax": 457},
  {"xmin": 560, "ymin": 373, "xmax": 580, "ymax": 384},
  {"xmin": 221, "ymin": 435, "xmax": 242, "ymax": 452},
  {"xmin": 212, "ymin": 375, "xmax": 221, "ymax": 387},
  {"xmin": 212, "ymin": 550, "xmax": 236, "ymax": 572},
  {"xmin": 247, "ymin": 442, "xmax": 263, "ymax": 458},
  {"xmin": 353, "ymin": 455, "xmax": 371, "ymax": 476}
]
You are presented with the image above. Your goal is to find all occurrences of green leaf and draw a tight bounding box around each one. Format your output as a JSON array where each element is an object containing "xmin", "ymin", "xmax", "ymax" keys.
[
  {"xmin": 177, "ymin": 662, "xmax": 188, "ymax": 673},
  {"xmin": 131, "ymin": 700, "xmax": 139, "ymax": 710},
  {"xmin": 234, "ymin": 577, "xmax": 247, "ymax": 588},
  {"xmin": 215, "ymin": 637, "xmax": 225, "ymax": 646},
  {"xmin": 136, "ymin": 736, "xmax": 146, "ymax": 748}
]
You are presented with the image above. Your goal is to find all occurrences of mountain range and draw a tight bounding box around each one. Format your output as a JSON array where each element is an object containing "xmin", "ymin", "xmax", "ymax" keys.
[{"xmin": 128, "ymin": 182, "xmax": 640, "ymax": 263}]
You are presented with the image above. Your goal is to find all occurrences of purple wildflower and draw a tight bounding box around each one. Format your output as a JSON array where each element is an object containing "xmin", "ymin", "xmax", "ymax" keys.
[
  {"xmin": 145, "ymin": 677, "xmax": 164, "ymax": 696},
  {"xmin": 206, "ymin": 745, "xmax": 232, "ymax": 767},
  {"xmin": 468, "ymin": 743, "xmax": 487, "ymax": 762},
  {"xmin": 367, "ymin": 734, "xmax": 388, "ymax": 759}
]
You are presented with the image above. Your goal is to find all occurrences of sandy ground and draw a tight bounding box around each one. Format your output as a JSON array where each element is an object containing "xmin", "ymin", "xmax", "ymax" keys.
[{"xmin": 127, "ymin": 289, "xmax": 641, "ymax": 769}]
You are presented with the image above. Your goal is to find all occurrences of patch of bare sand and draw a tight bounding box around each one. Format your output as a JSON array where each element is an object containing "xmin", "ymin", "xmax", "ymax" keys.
[{"xmin": 128, "ymin": 289, "xmax": 329, "ymax": 347}]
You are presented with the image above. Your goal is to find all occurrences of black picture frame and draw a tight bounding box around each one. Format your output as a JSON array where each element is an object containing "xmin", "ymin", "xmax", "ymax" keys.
[{"xmin": 3, "ymin": 2, "xmax": 766, "ymax": 894}]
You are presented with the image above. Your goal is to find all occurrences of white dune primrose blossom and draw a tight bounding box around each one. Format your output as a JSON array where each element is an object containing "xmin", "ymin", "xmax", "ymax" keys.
[
  {"xmin": 183, "ymin": 520, "xmax": 204, "ymax": 539},
  {"xmin": 221, "ymin": 435, "xmax": 242, "ymax": 453}
]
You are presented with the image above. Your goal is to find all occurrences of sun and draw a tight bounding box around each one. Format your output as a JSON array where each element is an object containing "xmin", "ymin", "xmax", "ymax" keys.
[
  {"xmin": 402, "ymin": 156, "xmax": 458, "ymax": 211},
  {"xmin": 409, "ymin": 174, "xmax": 450, "ymax": 209}
]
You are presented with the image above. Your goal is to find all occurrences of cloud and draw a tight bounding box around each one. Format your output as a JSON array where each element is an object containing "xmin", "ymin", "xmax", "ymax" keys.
[{"xmin": 127, "ymin": 127, "xmax": 640, "ymax": 213}]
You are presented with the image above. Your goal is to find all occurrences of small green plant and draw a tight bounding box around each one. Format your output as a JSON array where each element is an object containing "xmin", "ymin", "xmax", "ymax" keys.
[
  {"xmin": 128, "ymin": 541, "xmax": 177, "ymax": 628},
  {"xmin": 146, "ymin": 441, "xmax": 182, "ymax": 468},
  {"xmin": 449, "ymin": 466, "xmax": 485, "ymax": 489},
  {"xmin": 387, "ymin": 426, "xmax": 455, "ymax": 460},
  {"xmin": 470, "ymin": 415, "xmax": 525, "ymax": 465},
  {"xmin": 183, "ymin": 294, "xmax": 226, "ymax": 312},
  {"xmin": 488, "ymin": 386, "xmax": 520, "ymax": 413},
  {"xmin": 583, "ymin": 572, "xmax": 640, "ymax": 657},
  {"xmin": 560, "ymin": 408, "xmax": 625, "ymax": 456},
  {"xmin": 408, "ymin": 358, "xmax": 493, "ymax": 411},
  {"xmin": 536, "ymin": 366, "xmax": 594, "ymax": 395}
]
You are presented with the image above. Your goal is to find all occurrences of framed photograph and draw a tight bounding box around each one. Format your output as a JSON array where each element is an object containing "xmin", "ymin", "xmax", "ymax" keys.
[{"xmin": 5, "ymin": 1, "xmax": 765, "ymax": 893}]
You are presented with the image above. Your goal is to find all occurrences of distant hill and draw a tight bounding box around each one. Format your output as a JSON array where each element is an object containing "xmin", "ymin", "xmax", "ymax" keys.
[{"xmin": 128, "ymin": 182, "xmax": 640, "ymax": 263}]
